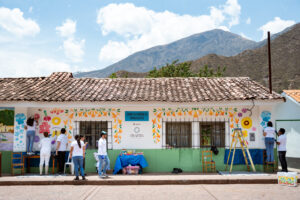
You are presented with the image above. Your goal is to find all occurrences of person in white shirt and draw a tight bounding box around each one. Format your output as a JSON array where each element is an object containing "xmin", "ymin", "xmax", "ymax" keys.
[
  {"xmin": 263, "ymin": 121, "xmax": 275, "ymax": 163},
  {"xmin": 39, "ymin": 132, "xmax": 52, "ymax": 175},
  {"xmin": 25, "ymin": 116, "xmax": 38, "ymax": 155},
  {"xmin": 70, "ymin": 135, "xmax": 86, "ymax": 180},
  {"xmin": 56, "ymin": 128, "xmax": 68, "ymax": 174},
  {"xmin": 276, "ymin": 128, "xmax": 288, "ymax": 172},
  {"xmin": 98, "ymin": 131, "xmax": 109, "ymax": 178}
]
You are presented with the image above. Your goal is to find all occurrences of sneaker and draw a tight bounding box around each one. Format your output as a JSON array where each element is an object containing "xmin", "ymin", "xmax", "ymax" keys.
[
  {"xmin": 104, "ymin": 174, "xmax": 109, "ymax": 178},
  {"xmin": 82, "ymin": 176, "xmax": 87, "ymax": 181},
  {"xmin": 74, "ymin": 176, "xmax": 79, "ymax": 181}
]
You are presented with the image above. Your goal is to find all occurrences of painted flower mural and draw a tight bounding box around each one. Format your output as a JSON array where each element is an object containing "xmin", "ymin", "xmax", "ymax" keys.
[
  {"xmin": 241, "ymin": 117, "xmax": 252, "ymax": 129},
  {"xmin": 39, "ymin": 122, "xmax": 50, "ymax": 133},
  {"xmin": 15, "ymin": 113, "xmax": 26, "ymax": 125},
  {"xmin": 51, "ymin": 117, "xmax": 61, "ymax": 126},
  {"xmin": 260, "ymin": 111, "xmax": 271, "ymax": 128}
]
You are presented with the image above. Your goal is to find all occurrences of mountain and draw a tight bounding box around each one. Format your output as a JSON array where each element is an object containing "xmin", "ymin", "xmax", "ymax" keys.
[
  {"xmin": 76, "ymin": 29, "xmax": 259, "ymax": 78},
  {"xmin": 189, "ymin": 23, "xmax": 300, "ymax": 92},
  {"xmin": 98, "ymin": 23, "xmax": 300, "ymax": 92}
]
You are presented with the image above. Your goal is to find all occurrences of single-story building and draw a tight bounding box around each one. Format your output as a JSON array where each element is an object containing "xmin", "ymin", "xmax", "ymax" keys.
[
  {"xmin": 0, "ymin": 72, "xmax": 283, "ymax": 174},
  {"xmin": 273, "ymin": 90, "xmax": 300, "ymax": 169}
]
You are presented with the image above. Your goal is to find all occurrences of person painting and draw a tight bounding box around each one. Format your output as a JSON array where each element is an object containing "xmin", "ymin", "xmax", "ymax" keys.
[
  {"xmin": 276, "ymin": 128, "xmax": 288, "ymax": 172},
  {"xmin": 70, "ymin": 135, "xmax": 86, "ymax": 180},
  {"xmin": 24, "ymin": 116, "xmax": 39, "ymax": 155},
  {"xmin": 56, "ymin": 128, "xmax": 68, "ymax": 174},
  {"xmin": 98, "ymin": 131, "xmax": 109, "ymax": 178},
  {"xmin": 263, "ymin": 121, "xmax": 276, "ymax": 163},
  {"xmin": 39, "ymin": 132, "xmax": 51, "ymax": 175}
]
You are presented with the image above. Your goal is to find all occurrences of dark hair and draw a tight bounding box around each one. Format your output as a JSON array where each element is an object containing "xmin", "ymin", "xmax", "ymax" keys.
[
  {"xmin": 267, "ymin": 121, "xmax": 273, "ymax": 127},
  {"xmin": 76, "ymin": 135, "xmax": 81, "ymax": 148},
  {"xmin": 74, "ymin": 135, "xmax": 79, "ymax": 140},
  {"xmin": 43, "ymin": 132, "xmax": 49, "ymax": 137},
  {"xmin": 80, "ymin": 135, "xmax": 84, "ymax": 139},
  {"xmin": 61, "ymin": 128, "xmax": 66, "ymax": 134},
  {"xmin": 279, "ymin": 128, "xmax": 286, "ymax": 134},
  {"xmin": 26, "ymin": 117, "xmax": 34, "ymax": 126}
]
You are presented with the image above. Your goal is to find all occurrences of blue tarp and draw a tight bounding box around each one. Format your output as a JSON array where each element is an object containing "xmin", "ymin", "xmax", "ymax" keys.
[
  {"xmin": 113, "ymin": 155, "xmax": 148, "ymax": 174},
  {"xmin": 224, "ymin": 149, "xmax": 263, "ymax": 165}
]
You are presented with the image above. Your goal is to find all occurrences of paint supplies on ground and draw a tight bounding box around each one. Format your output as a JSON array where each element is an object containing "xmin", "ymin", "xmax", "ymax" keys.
[
  {"xmin": 125, "ymin": 165, "xmax": 140, "ymax": 175},
  {"xmin": 277, "ymin": 172, "xmax": 298, "ymax": 187}
]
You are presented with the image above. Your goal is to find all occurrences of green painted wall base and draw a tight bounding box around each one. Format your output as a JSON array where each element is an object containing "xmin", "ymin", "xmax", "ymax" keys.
[{"xmin": 1, "ymin": 148, "xmax": 276, "ymax": 174}]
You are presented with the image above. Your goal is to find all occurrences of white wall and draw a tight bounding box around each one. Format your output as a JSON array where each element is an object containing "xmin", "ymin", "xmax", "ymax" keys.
[
  {"xmin": 273, "ymin": 95, "xmax": 300, "ymax": 158},
  {"xmin": 1, "ymin": 101, "xmax": 281, "ymax": 152}
]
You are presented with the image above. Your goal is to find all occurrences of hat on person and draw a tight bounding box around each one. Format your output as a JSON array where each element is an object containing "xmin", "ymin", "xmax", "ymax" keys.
[{"xmin": 101, "ymin": 130, "xmax": 107, "ymax": 136}]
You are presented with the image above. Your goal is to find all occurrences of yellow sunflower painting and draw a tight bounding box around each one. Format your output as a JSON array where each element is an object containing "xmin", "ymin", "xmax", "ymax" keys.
[{"xmin": 241, "ymin": 117, "xmax": 252, "ymax": 129}]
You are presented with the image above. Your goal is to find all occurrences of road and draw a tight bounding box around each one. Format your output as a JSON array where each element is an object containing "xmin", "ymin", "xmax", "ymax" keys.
[{"xmin": 0, "ymin": 184, "xmax": 299, "ymax": 200}]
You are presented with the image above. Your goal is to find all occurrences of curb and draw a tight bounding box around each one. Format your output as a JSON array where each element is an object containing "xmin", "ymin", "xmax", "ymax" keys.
[{"xmin": 0, "ymin": 179, "xmax": 289, "ymax": 186}]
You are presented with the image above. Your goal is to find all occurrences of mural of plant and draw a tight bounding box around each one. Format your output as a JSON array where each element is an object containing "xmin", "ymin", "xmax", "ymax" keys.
[
  {"xmin": 49, "ymin": 107, "xmax": 122, "ymax": 144},
  {"xmin": 152, "ymin": 107, "xmax": 254, "ymax": 144},
  {"xmin": 39, "ymin": 122, "xmax": 50, "ymax": 133}
]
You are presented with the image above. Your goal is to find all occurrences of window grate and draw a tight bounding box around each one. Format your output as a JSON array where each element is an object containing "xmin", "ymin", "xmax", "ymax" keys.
[{"xmin": 74, "ymin": 121, "xmax": 113, "ymax": 149}]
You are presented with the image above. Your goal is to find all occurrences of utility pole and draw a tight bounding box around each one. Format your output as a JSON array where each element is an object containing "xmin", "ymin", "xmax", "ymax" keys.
[{"xmin": 268, "ymin": 31, "xmax": 272, "ymax": 94}]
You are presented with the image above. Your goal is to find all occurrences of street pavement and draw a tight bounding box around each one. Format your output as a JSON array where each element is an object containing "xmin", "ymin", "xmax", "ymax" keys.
[{"xmin": 0, "ymin": 184, "xmax": 299, "ymax": 200}]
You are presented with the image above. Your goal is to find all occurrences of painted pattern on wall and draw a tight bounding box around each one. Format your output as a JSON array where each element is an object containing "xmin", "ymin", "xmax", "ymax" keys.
[
  {"xmin": 152, "ymin": 107, "xmax": 256, "ymax": 144},
  {"xmin": 260, "ymin": 111, "xmax": 271, "ymax": 129},
  {"xmin": 0, "ymin": 107, "xmax": 14, "ymax": 151},
  {"xmin": 30, "ymin": 108, "xmax": 123, "ymax": 150},
  {"xmin": 13, "ymin": 113, "xmax": 26, "ymax": 151}
]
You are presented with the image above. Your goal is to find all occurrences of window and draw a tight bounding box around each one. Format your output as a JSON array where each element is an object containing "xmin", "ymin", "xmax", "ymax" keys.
[
  {"xmin": 200, "ymin": 122, "xmax": 225, "ymax": 147},
  {"xmin": 166, "ymin": 122, "xmax": 192, "ymax": 148},
  {"xmin": 78, "ymin": 121, "xmax": 108, "ymax": 149}
]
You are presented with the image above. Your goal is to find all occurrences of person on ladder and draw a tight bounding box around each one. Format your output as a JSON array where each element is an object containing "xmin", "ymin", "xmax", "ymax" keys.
[{"xmin": 263, "ymin": 121, "xmax": 276, "ymax": 164}]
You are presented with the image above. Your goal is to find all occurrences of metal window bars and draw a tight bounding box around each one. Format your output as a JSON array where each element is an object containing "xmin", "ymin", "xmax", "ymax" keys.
[
  {"xmin": 74, "ymin": 121, "xmax": 113, "ymax": 149},
  {"xmin": 162, "ymin": 118, "xmax": 230, "ymax": 149}
]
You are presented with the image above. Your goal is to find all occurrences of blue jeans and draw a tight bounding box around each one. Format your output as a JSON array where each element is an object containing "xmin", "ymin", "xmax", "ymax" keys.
[
  {"xmin": 26, "ymin": 130, "xmax": 35, "ymax": 152},
  {"xmin": 98, "ymin": 155, "xmax": 108, "ymax": 175},
  {"xmin": 72, "ymin": 156, "xmax": 85, "ymax": 177},
  {"xmin": 265, "ymin": 137, "xmax": 275, "ymax": 162}
]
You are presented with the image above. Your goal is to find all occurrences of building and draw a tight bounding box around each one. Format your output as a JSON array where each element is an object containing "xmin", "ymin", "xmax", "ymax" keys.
[
  {"xmin": 273, "ymin": 90, "xmax": 300, "ymax": 169},
  {"xmin": 0, "ymin": 72, "xmax": 283, "ymax": 173}
]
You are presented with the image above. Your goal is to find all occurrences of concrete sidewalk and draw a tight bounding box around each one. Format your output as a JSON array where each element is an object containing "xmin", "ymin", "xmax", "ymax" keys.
[{"xmin": 1, "ymin": 173, "xmax": 298, "ymax": 186}]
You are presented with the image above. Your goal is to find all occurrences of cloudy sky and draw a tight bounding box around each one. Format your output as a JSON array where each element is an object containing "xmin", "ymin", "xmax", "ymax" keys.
[{"xmin": 0, "ymin": 0, "xmax": 298, "ymax": 77}]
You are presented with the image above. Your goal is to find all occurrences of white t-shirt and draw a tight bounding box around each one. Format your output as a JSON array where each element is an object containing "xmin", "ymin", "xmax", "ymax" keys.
[
  {"xmin": 27, "ymin": 121, "xmax": 37, "ymax": 131},
  {"xmin": 277, "ymin": 134, "xmax": 287, "ymax": 151},
  {"xmin": 98, "ymin": 138, "xmax": 107, "ymax": 156},
  {"xmin": 57, "ymin": 134, "xmax": 68, "ymax": 151},
  {"xmin": 264, "ymin": 127, "xmax": 275, "ymax": 138},
  {"xmin": 71, "ymin": 140, "xmax": 84, "ymax": 157},
  {"xmin": 39, "ymin": 138, "xmax": 52, "ymax": 155}
]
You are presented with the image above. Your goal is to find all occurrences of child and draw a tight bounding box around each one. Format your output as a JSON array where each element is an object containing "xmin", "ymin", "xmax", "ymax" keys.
[
  {"xmin": 276, "ymin": 128, "xmax": 288, "ymax": 172},
  {"xmin": 39, "ymin": 132, "xmax": 51, "ymax": 175}
]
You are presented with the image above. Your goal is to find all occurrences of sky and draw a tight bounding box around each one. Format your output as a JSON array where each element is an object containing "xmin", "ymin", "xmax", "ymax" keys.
[{"xmin": 0, "ymin": 0, "xmax": 299, "ymax": 77}]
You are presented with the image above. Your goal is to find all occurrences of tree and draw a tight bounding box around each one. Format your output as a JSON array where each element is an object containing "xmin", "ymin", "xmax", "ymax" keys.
[
  {"xmin": 147, "ymin": 60, "xmax": 193, "ymax": 78},
  {"xmin": 109, "ymin": 73, "xmax": 117, "ymax": 78},
  {"xmin": 147, "ymin": 60, "xmax": 226, "ymax": 78}
]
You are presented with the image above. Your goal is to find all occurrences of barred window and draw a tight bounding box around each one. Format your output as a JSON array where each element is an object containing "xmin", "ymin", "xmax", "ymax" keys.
[
  {"xmin": 200, "ymin": 122, "xmax": 225, "ymax": 147},
  {"xmin": 166, "ymin": 122, "xmax": 192, "ymax": 148},
  {"xmin": 78, "ymin": 121, "xmax": 108, "ymax": 149}
]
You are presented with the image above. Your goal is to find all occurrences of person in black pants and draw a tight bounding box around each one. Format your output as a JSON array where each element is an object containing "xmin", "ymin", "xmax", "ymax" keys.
[
  {"xmin": 56, "ymin": 128, "xmax": 68, "ymax": 174},
  {"xmin": 276, "ymin": 128, "xmax": 288, "ymax": 172}
]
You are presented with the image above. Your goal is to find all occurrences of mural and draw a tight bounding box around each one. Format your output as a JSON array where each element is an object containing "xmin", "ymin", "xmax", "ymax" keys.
[
  {"xmin": 152, "ymin": 107, "xmax": 255, "ymax": 144},
  {"xmin": 260, "ymin": 111, "xmax": 271, "ymax": 128},
  {"xmin": 0, "ymin": 107, "xmax": 14, "ymax": 151},
  {"xmin": 13, "ymin": 113, "xmax": 26, "ymax": 151},
  {"xmin": 30, "ymin": 108, "xmax": 122, "ymax": 151}
]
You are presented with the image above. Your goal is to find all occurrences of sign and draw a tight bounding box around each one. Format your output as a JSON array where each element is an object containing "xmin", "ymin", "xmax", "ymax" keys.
[{"xmin": 125, "ymin": 111, "xmax": 149, "ymax": 121}]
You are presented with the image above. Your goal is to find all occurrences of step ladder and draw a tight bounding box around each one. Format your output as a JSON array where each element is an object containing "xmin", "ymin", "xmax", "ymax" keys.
[{"xmin": 225, "ymin": 128, "xmax": 256, "ymax": 173}]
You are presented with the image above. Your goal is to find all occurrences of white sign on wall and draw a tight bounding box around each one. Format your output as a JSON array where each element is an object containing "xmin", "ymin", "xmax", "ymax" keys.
[{"xmin": 120, "ymin": 121, "xmax": 160, "ymax": 149}]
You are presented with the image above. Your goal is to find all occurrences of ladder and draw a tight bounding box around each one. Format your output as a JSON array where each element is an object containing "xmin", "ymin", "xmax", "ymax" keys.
[{"xmin": 225, "ymin": 128, "xmax": 256, "ymax": 173}]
